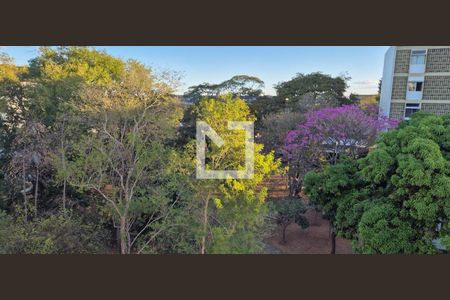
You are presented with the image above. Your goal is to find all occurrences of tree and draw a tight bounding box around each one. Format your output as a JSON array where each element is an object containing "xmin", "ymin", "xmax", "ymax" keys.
[
  {"xmin": 305, "ymin": 113, "xmax": 450, "ymax": 253},
  {"xmin": 220, "ymin": 75, "xmax": 264, "ymax": 101},
  {"xmin": 248, "ymin": 96, "xmax": 283, "ymax": 121},
  {"xmin": 274, "ymin": 197, "xmax": 309, "ymax": 244},
  {"xmin": 8, "ymin": 120, "xmax": 51, "ymax": 219},
  {"xmin": 292, "ymin": 105, "xmax": 397, "ymax": 254},
  {"xmin": 0, "ymin": 51, "xmax": 27, "ymax": 82},
  {"xmin": 1, "ymin": 47, "xmax": 206, "ymax": 254},
  {"xmin": 304, "ymin": 158, "xmax": 361, "ymax": 253},
  {"xmin": 137, "ymin": 147, "xmax": 199, "ymax": 254},
  {"xmin": 376, "ymin": 79, "xmax": 382, "ymax": 102},
  {"xmin": 25, "ymin": 46, "xmax": 126, "ymax": 127},
  {"xmin": 284, "ymin": 104, "xmax": 398, "ymax": 196},
  {"xmin": 0, "ymin": 77, "xmax": 30, "ymax": 157},
  {"xmin": 189, "ymin": 95, "xmax": 281, "ymax": 253},
  {"xmin": 184, "ymin": 75, "xmax": 264, "ymax": 103},
  {"xmin": 275, "ymin": 72, "xmax": 352, "ymax": 111},
  {"xmin": 67, "ymin": 61, "xmax": 184, "ymax": 254},
  {"xmin": 1, "ymin": 47, "xmax": 125, "ymax": 213},
  {"xmin": 28, "ymin": 46, "xmax": 125, "ymax": 85},
  {"xmin": 255, "ymin": 110, "xmax": 303, "ymax": 156},
  {"xmin": 357, "ymin": 113, "xmax": 450, "ymax": 253},
  {"xmin": 357, "ymin": 202, "xmax": 417, "ymax": 254}
]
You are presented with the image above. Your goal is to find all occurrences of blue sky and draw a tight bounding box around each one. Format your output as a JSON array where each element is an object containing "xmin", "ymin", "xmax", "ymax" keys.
[{"xmin": 1, "ymin": 46, "xmax": 388, "ymax": 96}]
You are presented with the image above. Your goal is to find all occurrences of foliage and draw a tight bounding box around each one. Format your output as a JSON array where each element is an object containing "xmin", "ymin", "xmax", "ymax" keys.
[
  {"xmin": 285, "ymin": 104, "xmax": 398, "ymax": 161},
  {"xmin": 66, "ymin": 61, "xmax": 184, "ymax": 254},
  {"xmin": 0, "ymin": 51, "xmax": 27, "ymax": 82},
  {"xmin": 132, "ymin": 149, "xmax": 200, "ymax": 254},
  {"xmin": 357, "ymin": 202, "xmax": 417, "ymax": 254},
  {"xmin": 304, "ymin": 113, "xmax": 450, "ymax": 253},
  {"xmin": 255, "ymin": 110, "xmax": 303, "ymax": 156},
  {"xmin": 28, "ymin": 46, "xmax": 125, "ymax": 85},
  {"xmin": 7, "ymin": 120, "xmax": 51, "ymax": 218},
  {"xmin": 184, "ymin": 75, "xmax": 264, "ymax": 103},
  {"xmin": 189, "ymin": 95, "xmax": 281, "ymax": 253},
  {"xmin": 0, "ymin": 47, "xmax": 197, "ymax": 254},
  {"xmin": 274, "ymin": 72, "xmax": 352, "ymax": 111},
  {"xmin": 285, "ymin": 104, "xmax": 398, "ymax": 196},
  {"xmin": 274, "ymin": 197, "xmax": 309, "ymax": 243},
  {"xmin": 3, "ymin": 46, "xmax": 446, "ymax": 255},
  {"xmin": 249, "ymin": 95, "xmax": 283, "ymax": 121},
  {"xmin": 0, "ymin": 210, "xmax": 108, "ymax": 254}
]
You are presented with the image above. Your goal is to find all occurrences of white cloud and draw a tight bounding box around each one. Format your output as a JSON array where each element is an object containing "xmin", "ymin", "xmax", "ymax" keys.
[{"xmin": 348, "ymin": 79, "xmax": 379, "ymax": 95}]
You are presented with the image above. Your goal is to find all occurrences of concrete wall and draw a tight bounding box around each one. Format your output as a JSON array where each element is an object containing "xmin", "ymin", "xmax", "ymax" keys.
[{"xmin": 379, "ymin": 47, "xmax": 396, "ymax": 117}]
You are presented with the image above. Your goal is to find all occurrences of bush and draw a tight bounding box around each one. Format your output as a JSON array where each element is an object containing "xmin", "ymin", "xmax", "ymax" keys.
[{"xmin": 0, "ymin": 211, "xmax": 109, "ymax": 254}]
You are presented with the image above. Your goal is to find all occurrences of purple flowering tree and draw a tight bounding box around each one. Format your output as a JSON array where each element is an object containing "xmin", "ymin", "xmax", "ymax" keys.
[{"xmin": 284, "ymin": 104, "xmax": 398, "ymax": 196}]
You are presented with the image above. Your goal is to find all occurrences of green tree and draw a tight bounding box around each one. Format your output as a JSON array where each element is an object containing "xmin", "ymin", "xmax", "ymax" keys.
[
  {"xmin": 274, "ymin": 197, "xmax": 309, "ymax": 244},
  {"xmin": 305, "ymin": 113, "xmax": 450, "ymax": 253},
  {"xmin": 67, "ymin": 61, "xmax": 184, "ymax": 254},
  {"xmin": 275, "ymin": 72, "xmax": 352, "ymax": 111},
  {"xmin": 1, "ymin": 47, "xmax": 126, "ymax": 208},
  {"xmin": 358, "ymin": 113, "xmax": 450, "ymax": 253},
  {"xmin": 184, "ymin": 75, "xmax": 264, "ymax": 103},
  {"xmin": 0, "ymin": 51, "xmax": 27, "ymax": 82},
  {"xmin": 25, "ymin": 47, "xmax": 126, "ymax": 126},
  {"xmin": 304, "ymin": 158, "xmax": 361, "ymax": 253},
  {"xmin": 28, "ymin": 46, "xmax": 125, "ymax": 85},
  {"xmin": 357, "ymin": 202, "xmax": 417, "ymax": 253},
  {"xmin": 190, "ymin": 95, "xmax": 281, "ymax": 253},
  {"xmin": 248, "ymin": 96, "xmax": 282, "ymax": 121}
]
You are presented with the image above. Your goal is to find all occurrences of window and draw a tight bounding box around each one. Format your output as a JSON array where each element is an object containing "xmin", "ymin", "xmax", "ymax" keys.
[
  {"xmin": 404, "ymin": 103, "xmax": 420, "ymax": 119},
  {"xmin": 407, "ymin": 81, "xmax": 423, "ymax": 92},
  {"xmin": 410, "ymin": 50, "xmax": 426, "ymax": 65}
]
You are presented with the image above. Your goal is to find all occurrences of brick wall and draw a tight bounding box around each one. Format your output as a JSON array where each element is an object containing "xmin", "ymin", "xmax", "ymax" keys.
[
  {"xmin": 421, "ymin": 103, "xmax": 450, "ymax": 116},
  {"xmin": 394, "ymin": 49, "xmax": 410, "ymax": 73},
  {"xmin": 389, "ymin": 102, "xmax": 405, "ymax": 119},
  {"xmin": 423, "ymin": 76, "xmax": 450, "ymax": 100},
  {"xmin": 391, "ymin": 76, "xmax": 407, "ymax": 99},
  {"xmin": 426, "ymin": 48, "xmax": 450, "ymax": 72}
]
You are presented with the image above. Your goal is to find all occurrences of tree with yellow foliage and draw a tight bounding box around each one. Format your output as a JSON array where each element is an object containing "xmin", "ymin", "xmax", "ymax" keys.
[{"xmin": 191, "ymin": 95, "xmax": 281, "ymax": 253}]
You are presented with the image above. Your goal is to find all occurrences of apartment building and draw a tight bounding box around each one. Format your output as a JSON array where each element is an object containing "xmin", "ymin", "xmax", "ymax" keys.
[{"xmin": 379, "ymin": 46, "xmax": 450, "ymax": 120}]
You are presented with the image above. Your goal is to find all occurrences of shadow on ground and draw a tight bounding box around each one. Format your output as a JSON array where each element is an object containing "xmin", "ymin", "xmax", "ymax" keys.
[{"xmin": 266, "ymin": 209, "xmax": 353, "ymax": 254}]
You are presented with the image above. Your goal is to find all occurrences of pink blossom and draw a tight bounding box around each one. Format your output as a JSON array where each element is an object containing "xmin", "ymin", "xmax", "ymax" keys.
[{"xmin": 284, "ymin": 104, "xmax": 399, "ymax": 160}]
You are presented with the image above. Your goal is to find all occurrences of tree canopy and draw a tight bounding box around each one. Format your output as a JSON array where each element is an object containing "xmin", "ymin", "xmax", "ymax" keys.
[
  {"xmin": 184, "ymin": 75, "xmax": 264, "ymax": 103},
  {"xmin": 275, "ymin": 72, "xmax": 353, "ymax": 111},
  {"xmin": 189, "ymin": 95, "xmax": 281, "ymax": 253},
  {"xmin": 305, "ymin": 113, "xmax": 450, "ymax": 253}
]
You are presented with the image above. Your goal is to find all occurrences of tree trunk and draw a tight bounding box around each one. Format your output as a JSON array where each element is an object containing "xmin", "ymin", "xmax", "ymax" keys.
[
  {"xmin": 34, "ymin": 167, "xmax": 39, "ymax": 218},
  {"xmin": 62, "ymin": 178, "xmax": 67, "ymax": 213},
  {"xmin": 119, "ymin": 215, "xmax": 129, "ymax": 254},
  {"xmin": 60, "ymin": 118, "xmax": 67, "ymax": 213},
  {"xmin": 200, "ymin": 196, "xmax": 210, "ymax": 254},
  {"xmin": 281, "ymin": 224, "xmax": 288, "ymax": 244},
  {"xmin": 330, "ymin": 225, "xmax": 336, "ymax": 254},
  {"xmin": 22, "ymin": 162, "xmax": 27, "ymax": 222}
]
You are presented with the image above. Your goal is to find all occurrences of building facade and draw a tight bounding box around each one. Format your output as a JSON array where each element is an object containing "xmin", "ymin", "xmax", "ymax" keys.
[{"xmin": 380, "ymin": 46, "xmax": 450, "ymax": 120}]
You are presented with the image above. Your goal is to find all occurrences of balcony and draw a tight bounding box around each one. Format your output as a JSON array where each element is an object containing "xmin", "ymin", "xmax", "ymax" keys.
[
  {"xmin": 409, "ymin": 63, "xmax": 426, "ymax": 74},
  {"xmin": 406, "ymin": 77, "xmax": 424, "ymax": 101},
  {"xmin": 406, "ymin": 90, "xmax": 423, "ymax": 101},
  {"xmin": 409, "ymin": 49, "xmax": 426, "ymax": 74}
]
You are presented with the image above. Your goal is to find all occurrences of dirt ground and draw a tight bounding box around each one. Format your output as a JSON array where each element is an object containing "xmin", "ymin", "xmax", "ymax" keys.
[
  {"xmin": 266, "ymin": 209, "xmax": 353, "ymax": 254},
  {"xmin": 264, "ymin": 175, "xmax": 353, "ymax": 254}
]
